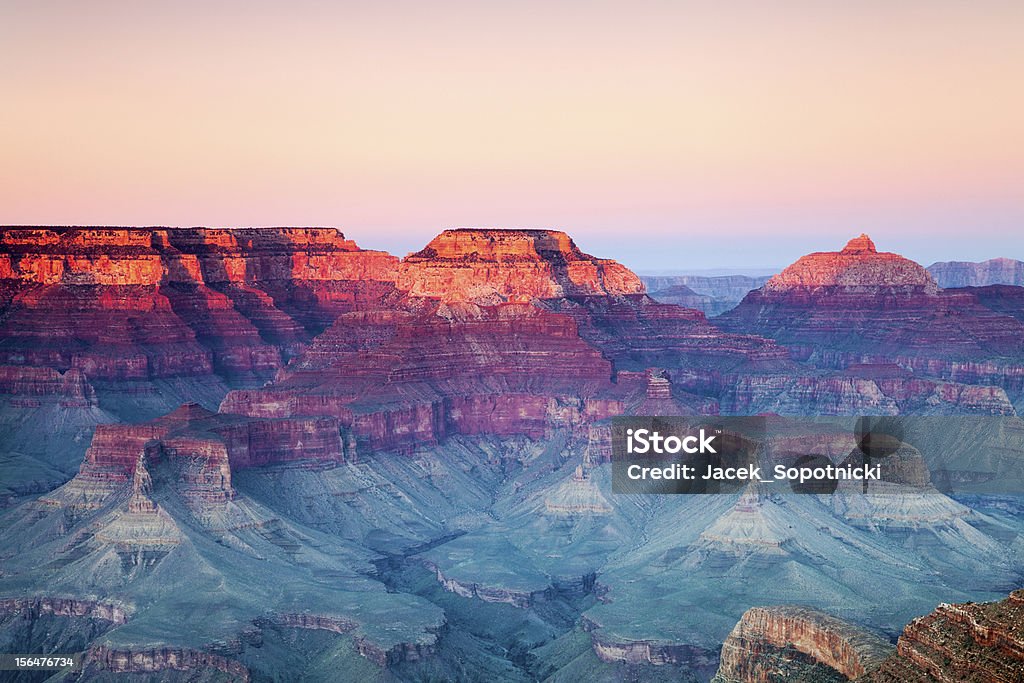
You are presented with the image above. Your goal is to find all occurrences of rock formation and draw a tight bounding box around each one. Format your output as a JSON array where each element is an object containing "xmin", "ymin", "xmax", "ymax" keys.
[
  {"xmin": 398, "ymin": 228, "xmax": 643, "ymax": 302},
  {"xmin": 716, "ymin": 235, "xmax": 1024, "ymax": 394},
  {"xmin": 0, "ymin": 366, "xmax": 96, "ymax": 406},
  {"xmin": 1, "ymin": 399, "xmax": 445, "ymax": 678},
  {"xmin": 868, "ymin": 589, "xmax": 1024, "ymax": 682},
  {"xmin": 84, "ymin": 644, "xmax": 252, "ymax": 681},
  {"xmin": 713, "ymin": 589, "xmax": 1024, "ymax": 682},
  {"xmin": 221, "ymin": 301, "xmax": 620, "ymax": 451},
  {"xmin": 713, "ymin": 605, "xmax": 893, "ymax": 682},
  {"xmin": 928, "ymin": 257, "xmax": 1024, "ymax": 288},
  {"xmin": 0, "ymin": 226, "xmax": 399, "ymax": 389},
  {"xmin": 0, "ymin": 597, "xmax": 129, "ymax": 625},
  {"xmin": 77, "ymin": 402, "xmax": 347, "ymax": 482},
  {"xmin": 762, "ymin": 234, "xmax": 938, "ymax": 294},
  {"xmin": 4, "ymin": 226, "xmax": 1024, "ymax": 681},
  {"xmin": 964, "ymin": 283, "xmax": 1024, "ymax": 325}
]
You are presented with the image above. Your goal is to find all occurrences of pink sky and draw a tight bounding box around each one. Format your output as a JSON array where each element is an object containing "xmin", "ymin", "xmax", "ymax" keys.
[{"xmin": 2, "ymin": 1, "xmax": 1022, "ymax": 270}]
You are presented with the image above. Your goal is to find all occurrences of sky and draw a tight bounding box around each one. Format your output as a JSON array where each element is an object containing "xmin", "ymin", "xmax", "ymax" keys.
[{"xmin": 2, "ymin": 1, "xmax": 1022, "ymax": 271}]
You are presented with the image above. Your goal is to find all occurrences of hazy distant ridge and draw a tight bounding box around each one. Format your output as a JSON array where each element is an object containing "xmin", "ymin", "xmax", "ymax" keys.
[
  {"xmin": 927, "ymin": 258, "xmax": 1024, "ymax": 288},
  {"xmin": 642, "ymin": 274, "xmax": 771, "ymax": 315}
]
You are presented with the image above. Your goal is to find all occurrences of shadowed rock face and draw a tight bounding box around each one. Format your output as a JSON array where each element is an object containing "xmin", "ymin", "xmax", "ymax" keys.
[{"xmin": 220, "ymin": 301, "xmax": 622, "ymax": 452}]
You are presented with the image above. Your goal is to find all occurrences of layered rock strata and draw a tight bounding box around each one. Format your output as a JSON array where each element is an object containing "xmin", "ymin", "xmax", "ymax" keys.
[
  {"xmin": 42, "ymin": 402, "xmax": 347, "ymax": 513},
  {"xmin": 84, "ymin": 644, "xmax": 250, "ymax": 681},
  {"xmin": 0, "ymin": 365, "xmax": 96, "ymax": 406},
  {"xmin": 0, "ymin": 597, "xmax": 129, "ymax": 625},
  {"xmin": 398, "ymin": 229, "xmax": 643, "ymax": 302},
  {"xmin": 222, "ymin": 301, "xmax": 621, "ymax": 451},
  {"xmin": 868, "ymin": 590, "xmax": 1024, "ymax": 682},
  {"xmin": 0, "ymin": 226, "xmax": 399, "ymax": 384},
  {"xmin": 713, "ymin": 606, "xmax": 893, "ymax": 682},
  {"xmin": 716, "ymin": 235, "xmax": 1024, "ymax": 392}
]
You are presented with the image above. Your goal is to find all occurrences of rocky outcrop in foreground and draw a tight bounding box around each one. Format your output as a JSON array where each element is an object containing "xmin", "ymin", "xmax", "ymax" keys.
[
  {"xmin": 714, "ymin": 589, "xmax": 1024, "ymax": 682},
  {"xmin": 713, "ymin": 606, "xmax": 893, "ymax": 682},
  {"xmin": 868, "ymin": 589, "xmax": 1024, "ymax": 682}
]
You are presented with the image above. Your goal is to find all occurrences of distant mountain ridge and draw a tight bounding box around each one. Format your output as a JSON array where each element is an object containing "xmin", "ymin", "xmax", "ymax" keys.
[
  {"xmin": 642, "ymin": 274, "xmax": 771, "ymax": 315},
  {"xmin": 927, "ymin": 257, "xmax": 1024, "ymax": 288}
]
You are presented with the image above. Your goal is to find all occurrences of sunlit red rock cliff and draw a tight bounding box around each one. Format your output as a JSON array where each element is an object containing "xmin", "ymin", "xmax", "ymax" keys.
[{"xmin": 717, "ymin": 234, "xmax": 1024, "ymax": 395}]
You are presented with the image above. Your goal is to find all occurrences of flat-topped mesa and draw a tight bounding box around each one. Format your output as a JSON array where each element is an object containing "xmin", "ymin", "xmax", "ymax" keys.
[
  {"xmin": 928, "ymin": 257, "xmax": 1024, "ymax": 288},
  {"xmin": 162, "ymin": 226, "xmax": 361, "ymax": 251},
  {"xmin": 0, "ymin": 227, "xmax": 166, "ymax": 285},
  {"xmin": 160, "ymin": 227, "xmax": 398, "ymax": 285},
  {"xmin": 398, "ymin": 228, "xmax": 644, "ymax": 302},
  {"xmin": 0, "ymin": 227, "xmax": 401, "ymax": 383},
  {"xmin": 764, "ymin": 234, "xmax": 939, "ymax": 294},
  {"xmin": 0, "ymin": 226, "xmax": 396, "ymax": 286}
]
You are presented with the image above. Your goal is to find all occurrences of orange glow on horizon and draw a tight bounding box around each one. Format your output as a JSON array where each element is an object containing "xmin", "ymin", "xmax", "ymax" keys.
[{"xmin": 2, "ymin": 1, "xmax": 1022, "ymax": 268}]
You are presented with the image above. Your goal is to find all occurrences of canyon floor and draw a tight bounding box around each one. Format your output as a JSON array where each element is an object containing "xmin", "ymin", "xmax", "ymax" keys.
[{"xmin": 1, "ymin": 227, "xmax": 1023, "ymax": 682}]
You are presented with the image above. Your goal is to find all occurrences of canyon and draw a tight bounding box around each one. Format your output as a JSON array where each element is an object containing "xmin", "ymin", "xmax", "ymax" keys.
[{"xmin": 1, "ymin": 226, "xmax": 1023, "ymax": 681}]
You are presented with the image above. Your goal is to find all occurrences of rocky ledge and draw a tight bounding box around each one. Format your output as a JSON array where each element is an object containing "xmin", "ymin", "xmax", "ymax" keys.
[
  {"xmin": 43, "ymin": 402, "xmax": 349, "ymax": 514},
  {"xmin": 0, "ymin": 597, "xmax": 130, "ymax": 625},
  {"xmin": 581, "ymin": 617, "xmax": 718, "ymax": 672},
  {"xmin": 0, "ymin": 365, "xmax": 97, "ymax": 406},
  {"xmin": 84, "ymin": 644, "xmax": 250, "ymax": 681},
  {"xmin": 713, "ymin": 605, "xmax": 893, "ymax": 682},
  {"xmin": 868, "ymin": 589, "xmax": 1024, "ymax": 682}
]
